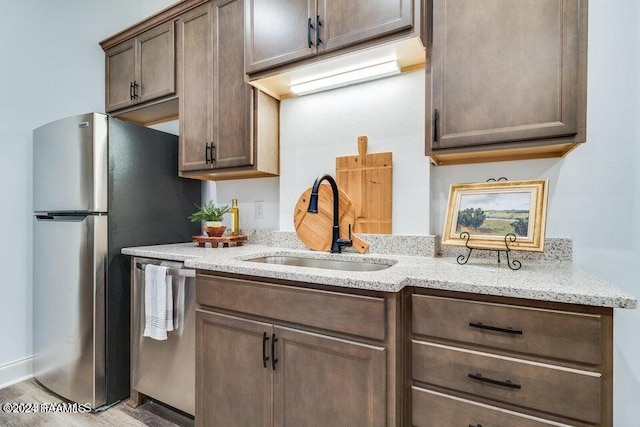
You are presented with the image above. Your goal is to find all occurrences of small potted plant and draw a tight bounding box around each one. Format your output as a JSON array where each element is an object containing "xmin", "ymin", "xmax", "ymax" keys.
[{"xmin": 188, "ymin": 201, "xmax": 231, "ymax": 237}]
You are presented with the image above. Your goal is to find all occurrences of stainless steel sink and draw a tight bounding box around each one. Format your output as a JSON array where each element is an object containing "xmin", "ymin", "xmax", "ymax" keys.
[{"xmin": 246, "ymin": 255, "xmax": 394, "ymax": 272}]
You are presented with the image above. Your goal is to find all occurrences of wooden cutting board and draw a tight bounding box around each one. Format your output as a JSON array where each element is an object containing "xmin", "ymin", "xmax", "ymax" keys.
[
  {"xmin": 336, "ymin": 136, "xmax": 392, "ymax": 234},
  {"xmin": 293, "ymin": 185, "xmax": 369, "ymax": 254}
]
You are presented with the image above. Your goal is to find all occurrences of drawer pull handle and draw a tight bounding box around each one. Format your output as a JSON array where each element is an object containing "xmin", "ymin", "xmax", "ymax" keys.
[
  {"xmin": 469, "ymin": 425, "xmax": 483, "ymax": 427},
  {"xmin": 262, "ymin": 332, "xmax": 270, "ymax": 368},
  {"xmin": 468, "ymin": 372, "xmax": 521, "ymax": 389},
  {"xmin": 469, "ymin": 322, "xmax": 522, "ymax": 335},
  {"xmin": 271, "ymin": 333, "xmax": 278, "ymax": 370}
]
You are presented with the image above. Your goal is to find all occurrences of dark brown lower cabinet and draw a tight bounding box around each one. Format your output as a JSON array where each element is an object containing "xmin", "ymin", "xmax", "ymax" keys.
[
  {"xmin": 411, "ymin": 291, "xmax": 613, "ymax": 427},
  {"xmin": 196, "ymin": 310, "xmax": 272, "ymax": 426},
  {"xmin": 195, "ymin": 273, "xmax": 395, "ymax": 426},
  {"xmin": 195, "ymin": 274, "xmax": 613, "ymax": 426},
  {"xmin": 196, "ymin": 310, "xmax": 386, "ymax": 427}
]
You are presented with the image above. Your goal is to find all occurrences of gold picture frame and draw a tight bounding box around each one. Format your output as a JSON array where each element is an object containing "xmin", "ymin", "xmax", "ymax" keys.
[{"xmin": 442, "ymin": 179, "xmax": 549, "ymax": 252}]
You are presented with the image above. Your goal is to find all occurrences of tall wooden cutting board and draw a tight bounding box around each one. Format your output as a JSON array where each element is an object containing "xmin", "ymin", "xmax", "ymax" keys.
[{"xmin": 336, "ymin": 136, "xmax": 392, "ymax": 234}]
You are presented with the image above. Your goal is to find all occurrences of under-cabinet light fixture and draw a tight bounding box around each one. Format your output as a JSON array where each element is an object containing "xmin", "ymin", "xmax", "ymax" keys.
[{"xmin": 290, "ymin": 60, "xmax": 401, "ymax": 96}]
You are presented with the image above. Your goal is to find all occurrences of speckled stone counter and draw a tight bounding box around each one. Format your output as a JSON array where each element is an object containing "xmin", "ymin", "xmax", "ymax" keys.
[
  {"xmin": 244, "ymin": 230, "xmax": 573, "ymax": 261},
  {"xmin": 122, "ymin": 241, "xmax": 636, "ymax": 309}
]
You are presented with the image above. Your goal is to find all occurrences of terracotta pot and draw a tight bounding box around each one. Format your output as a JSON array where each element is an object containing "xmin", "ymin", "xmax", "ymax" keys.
[{"xmin": 205, "ymin": 225, "xmax": 227, "ymax": 237}]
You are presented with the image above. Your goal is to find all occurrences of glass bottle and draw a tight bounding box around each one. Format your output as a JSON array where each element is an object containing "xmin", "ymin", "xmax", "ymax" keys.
[{"xmin": 230, "ymin": 198, "xmax": 239, "ymax": 236}]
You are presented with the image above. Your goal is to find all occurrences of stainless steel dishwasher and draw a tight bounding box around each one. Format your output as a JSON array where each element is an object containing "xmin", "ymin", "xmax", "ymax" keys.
[{"xmin": 131, "ymin": 257, "xmax": 195, "ymax": 416}]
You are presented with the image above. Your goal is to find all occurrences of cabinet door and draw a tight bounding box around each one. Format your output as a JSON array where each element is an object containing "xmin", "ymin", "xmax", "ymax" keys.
[
  {"xmin": 318, "ymin": 0, "xmax": 413, "ymax": 54},
  {"xmin": 178, "ymin": 2, "xmax": 213, "ymax": 172},
  {"xmin": 245, "ymin": 0, "xmax": 316, "ymax": 73},
  {"xmin": 212, "ymin": 0, "xmax": 253, "ymax": 169},
  {"xmin": 431, "ymin": 0, "xmax": 582, "ymax": 149},
  {"xmin": 273, "ymin": 326, "xmax": 386, "ymax": 427},
  {"xmin": 196, "ymin": 310, "xmax": 273, "ymax": 427},
  {"xmin": 137, "ymin": 20, "xmax": 176, "ymax": 103},
  {"xmin": 105, "ymin": 39, "xmax": 136, "ymax": 112}
]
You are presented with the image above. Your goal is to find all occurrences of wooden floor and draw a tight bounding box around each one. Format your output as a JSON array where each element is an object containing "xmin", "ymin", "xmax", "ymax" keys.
[{"xmin": 0, "ymin": 379, "xmax": 194, "ymax": 427}]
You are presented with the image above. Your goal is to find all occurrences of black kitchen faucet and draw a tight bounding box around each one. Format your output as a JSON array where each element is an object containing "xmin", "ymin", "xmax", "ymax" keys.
[{"xmin": 307, "ymin": 174, "xmax": 353, "ymax": 253}]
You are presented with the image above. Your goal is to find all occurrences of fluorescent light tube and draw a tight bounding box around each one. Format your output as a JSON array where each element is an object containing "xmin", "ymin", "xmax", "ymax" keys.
[{"xmin": 290, "ymin": 60, "xmax": 401, "ymax": 95}]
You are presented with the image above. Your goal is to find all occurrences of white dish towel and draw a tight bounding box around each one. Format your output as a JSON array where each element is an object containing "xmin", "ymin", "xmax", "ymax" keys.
[{"xmin": 143, "ymin": 264, "xmax": 174, "ymax": 340}]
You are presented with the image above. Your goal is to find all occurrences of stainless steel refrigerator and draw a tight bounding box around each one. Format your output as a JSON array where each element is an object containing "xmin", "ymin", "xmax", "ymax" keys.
[{"xmin": 32, "ymin": 112, "xmax": 200, "ymax": 409}]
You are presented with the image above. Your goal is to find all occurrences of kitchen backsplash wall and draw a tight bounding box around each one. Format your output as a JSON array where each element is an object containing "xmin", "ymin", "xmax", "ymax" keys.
[
  {"xmin": 431, "ymin": 158, "xmax": 566, "ymax": 237},
  {"xmin": 215, "ymin": 178, "xmax": 280, "ymax": 230},
  {"xmin": 278, "ymin": 70, "xmax": 428, "ymax": 233}
]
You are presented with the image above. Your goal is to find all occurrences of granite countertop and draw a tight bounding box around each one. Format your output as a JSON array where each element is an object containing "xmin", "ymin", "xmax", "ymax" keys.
[{"xmin": 122, "ymin": 241, "xmax": 637, "ymax": 309}]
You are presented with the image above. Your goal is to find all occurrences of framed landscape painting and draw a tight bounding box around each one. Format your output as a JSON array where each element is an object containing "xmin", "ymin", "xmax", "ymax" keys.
[{"xmin": 442, "ymin": 179, "xmax": 549, "ymax": 252}]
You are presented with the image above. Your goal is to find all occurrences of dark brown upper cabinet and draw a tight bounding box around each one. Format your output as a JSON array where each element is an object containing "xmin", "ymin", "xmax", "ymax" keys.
[
  {"xmin": 176, "ymin": 2, "xmax": 212, "ymax": 173},
  {"xmin": 427, "ymin": 0, "xmax": 588, "ymax": 165},
  {"xmin": 177, "ymin": 0, "xmax": 279, "ymax": 180},
  {"xmin": 105, "ymin": 21, "xmax": 175, "ymax": 113},
  {"xmin": 245, "ymin": 0, "xmax": 415, "ymax": 75},
  {"xmin": 100, "ymin": 0, "xmax": 279, "ymax": 181}
]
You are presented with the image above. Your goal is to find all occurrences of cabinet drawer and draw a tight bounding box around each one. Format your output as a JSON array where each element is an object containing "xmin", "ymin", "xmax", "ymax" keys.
[
  {"xmin": 412, "ymin": 295, "xmax": 603, "ymax": 364},
  {"xmin": 197, "ymin": 274, "xmax": 386, "ymax": 340},
  {"xmin": 412, "ymin": 387, "xmax": 572, "ymax": 427},
  {"xmin": 412, "ymin": 341, "xmax": 601, "ymax": 424}
]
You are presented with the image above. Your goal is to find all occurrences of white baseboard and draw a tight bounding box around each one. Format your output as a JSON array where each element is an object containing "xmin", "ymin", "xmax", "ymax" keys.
[{"xmin": 0, "ymin": 356, "xmax": 33, "ymax": 390}]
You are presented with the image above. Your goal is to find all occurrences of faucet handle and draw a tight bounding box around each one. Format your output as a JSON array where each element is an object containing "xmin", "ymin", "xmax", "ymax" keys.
[{"xmin": 336, "ymin": 224, "xmax": 353, "ymax": 252}]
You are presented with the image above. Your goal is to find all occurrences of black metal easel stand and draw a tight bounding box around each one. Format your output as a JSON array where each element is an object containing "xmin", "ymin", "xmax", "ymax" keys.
[{"xmin": 456, "ymin": 232, "xmax": 522, "ymax": 270}]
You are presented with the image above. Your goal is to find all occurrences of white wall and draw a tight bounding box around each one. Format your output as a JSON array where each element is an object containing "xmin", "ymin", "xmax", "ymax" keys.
[
  {"xmin": 0, "ymin": 0, "xmax": 176, "ymax": 386},
  {"xmin": 215, "ymin": 178, "xmax": 280, "ymax": 231},
  {"xmin": 278, "ymin": 70, "xmax": 429, "ymax": 233}
]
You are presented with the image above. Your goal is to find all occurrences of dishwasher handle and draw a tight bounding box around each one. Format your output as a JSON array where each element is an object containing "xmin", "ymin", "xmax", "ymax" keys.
[{"xmin": 135, "ymin": 262, "xmax": 196, "ymax": 278}]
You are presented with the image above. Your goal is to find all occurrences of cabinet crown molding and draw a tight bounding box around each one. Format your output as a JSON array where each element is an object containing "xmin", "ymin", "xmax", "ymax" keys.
[{"xmin": 100, "ymin": 0, "xmax": 209, "ymax": 50}]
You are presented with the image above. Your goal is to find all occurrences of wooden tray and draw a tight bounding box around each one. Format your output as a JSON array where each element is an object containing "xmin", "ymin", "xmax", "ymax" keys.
[{"xmin": 193, "ymin": 234, "xmax": 248, "ymax": 248}]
